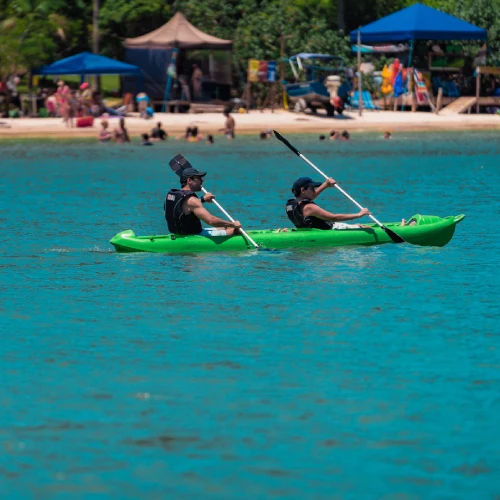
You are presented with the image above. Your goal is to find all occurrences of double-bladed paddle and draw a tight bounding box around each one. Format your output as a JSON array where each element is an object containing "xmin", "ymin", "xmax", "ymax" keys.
[
  {"xmin": 169, "ymin": 154, "xmax": 259, "ymax": 249},
  {"xmin": 273, "ymin": 130, "xmax": 405, "ymax": 244}
]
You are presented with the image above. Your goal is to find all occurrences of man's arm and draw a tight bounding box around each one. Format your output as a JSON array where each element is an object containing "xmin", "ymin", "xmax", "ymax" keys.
[
  {"xmin": 186, "ymin": 196, "xmax": 240, "ymax": 229},
  {"xmin": 303, "ymin": 203, "xmax": 370, "ymax": 222},
  {"xmin": 312, "ymin": 178, "xmax": 336, "ymax": 198}
]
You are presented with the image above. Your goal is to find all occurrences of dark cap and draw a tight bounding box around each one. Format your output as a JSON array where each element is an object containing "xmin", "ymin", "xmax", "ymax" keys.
[
  {"xmin": 292, "ymin": 177, "xmax": 322, "ymax": 195},
  {"xmin": 180, "ymin": 167, "xmax": 206, "ymax": 180}
]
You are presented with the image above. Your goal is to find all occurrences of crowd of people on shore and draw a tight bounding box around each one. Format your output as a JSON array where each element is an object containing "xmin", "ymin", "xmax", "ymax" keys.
[
  {"xmin": 41, "ymin": 80, "xmax": 132, "ymax": 127},
  {"xmin": 94, "ymin": 110, "xmax": 394, "ymax": 145}
]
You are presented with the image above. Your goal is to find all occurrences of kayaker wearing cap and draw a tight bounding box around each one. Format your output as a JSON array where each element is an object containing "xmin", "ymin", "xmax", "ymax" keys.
[
  {"xmin": 164, "ymin": 167, "xmax": 241, "ymax": 236},
  {"xmin": 286, "ymin": 177, "xmax": 371, "ymax": 229}
]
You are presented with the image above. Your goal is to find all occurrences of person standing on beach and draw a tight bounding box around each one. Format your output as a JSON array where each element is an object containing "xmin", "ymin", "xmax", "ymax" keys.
[
  {"xmin": 286, "ymin": 177, "xmax": 370, "ymax": 229},
  {"xmin": 191, "ymin": 64, "xmax": 203, "ymax": 101},
  {"xmin": 56, "ymin": 80, "xmax": 69, "ymax": 114},
  {"xmin": 220, "ymin": 109, "xmax": 235, "ymax": 139},
  {"xmin": 164, "ymin": 167, "xmax": 241, "ymax": 236},
  {"xmin": 113, "ymin": 117, "xmax": 130, "ymax": 143},
  {"xmin": 80, "ymin": 82, "xmax": 92, "ymax": 116}
]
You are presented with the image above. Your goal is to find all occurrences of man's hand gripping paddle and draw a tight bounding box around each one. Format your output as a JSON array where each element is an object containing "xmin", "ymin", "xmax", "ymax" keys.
[
  {"xmin": 272, "ymin": 131, "xmax": 405, "ymax": 244},
  {"xmin": 169, "ymin": 154, "xmax": 259, "ymax": 249}
]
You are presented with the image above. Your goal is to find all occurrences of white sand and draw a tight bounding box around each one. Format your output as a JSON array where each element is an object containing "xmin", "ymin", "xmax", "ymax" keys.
[{"xmin": 0, "ymin": 109, "xmax": 498, "ymax": 138}]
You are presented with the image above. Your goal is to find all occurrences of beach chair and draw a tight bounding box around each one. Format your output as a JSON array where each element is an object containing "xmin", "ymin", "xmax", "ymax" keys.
[
  {"xmin": 362, "ymin": 90, "xmax": 380, "ymax": 110},
  {"xmin": 414, "ymin": 69, "xmax": 436, "ymax": 111},
  {"xmin": 350, "ymin": 90, "xmax": 380, "ymax": 110}
]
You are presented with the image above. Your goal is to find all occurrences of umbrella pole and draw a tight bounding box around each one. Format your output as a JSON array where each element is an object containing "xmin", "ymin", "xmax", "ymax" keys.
[{"xmin": 162, "ymin": 48, "xmax": 178, "ymax": 113}]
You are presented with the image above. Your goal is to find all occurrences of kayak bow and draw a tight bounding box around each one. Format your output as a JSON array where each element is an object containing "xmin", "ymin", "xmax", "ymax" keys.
[{"xmin": 110, "ymin": 214, "xmax": 465, "ymax": 254}]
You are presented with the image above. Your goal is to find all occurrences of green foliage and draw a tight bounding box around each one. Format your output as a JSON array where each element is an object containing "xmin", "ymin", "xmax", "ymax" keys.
[
  {"xmin": 399, "ymin": 0, "xmax": 500, "ymax": 61},
  {"xmin": 233, "ymin": 2, "xmax": 350, "ymax": 81},
  {"xmin": 99, "ymin": 0, "xmax": 172, "ymax": 57},
  {"xmin": 343, "ymin": 0, "xmax": 408, "ymax": 31},
  {"xmin": 0, "ymin": 0, "xmax": 498, "ymax": 89},
  {"xmin": 0, "ymin": 0, "xmax": 87, "ymax": 79}
]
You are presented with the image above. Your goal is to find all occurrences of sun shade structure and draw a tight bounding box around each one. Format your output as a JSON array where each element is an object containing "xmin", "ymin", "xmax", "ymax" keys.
[
  {"xmin": 124, "ymin": 11, "xmax": 232, "ymax": 50},
  {"xmin": 349, "ymin": 3, "xmax": 487, "ymax": 43},
  {"xmin": 33, "ymin": 52, "xmax": 141, "ymax": 76}
]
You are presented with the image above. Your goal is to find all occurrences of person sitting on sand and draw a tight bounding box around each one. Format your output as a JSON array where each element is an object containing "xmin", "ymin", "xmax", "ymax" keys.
[
  {"xmin": 151, "ymin": 121, "xmax": 167, "ymax": 141},
  {"xmin": 114, "ymin": 117, "xmax": 130, "ymax": 143},
  {"xmin": 286, "ymin": 177, "xmax": 371, "ymax": 230},
  {"xmin": 98, "ymin": 119, "xmax": 112, "ymax": 142},
  {"xmin": 164, "ymin": 166, "xmax": 241, "ymax": 236},
  {"xmin": 45, "ymin": 92, "xmax": 57, "ymax": 117}
]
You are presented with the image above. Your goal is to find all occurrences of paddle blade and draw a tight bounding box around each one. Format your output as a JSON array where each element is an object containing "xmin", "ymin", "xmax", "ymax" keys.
[
  {"xmin": 169, "ymin": 154, "xmax": 193, "ymax": 176},
  {"xmin": 273, "ymin": 130, "xmax": 301, "ymax": 156},
  {"xmin": 382, "ymin": 225, "xmax": 405, "ymax": 243}
]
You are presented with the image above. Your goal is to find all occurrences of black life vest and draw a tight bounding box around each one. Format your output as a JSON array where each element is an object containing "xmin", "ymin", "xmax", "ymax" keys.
[
  {"xmin": 286, "ymin": 198, "xmax": 333, "ymax": 230},
  {"xmin": 164, "ymin": 189, "xmax": 203, "ymax": 235}
]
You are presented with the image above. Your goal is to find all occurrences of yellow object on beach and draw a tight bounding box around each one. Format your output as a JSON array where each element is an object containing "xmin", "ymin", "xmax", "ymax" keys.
[
  {"xmin": 380, "ymin": 65, "xmax": 393, "ymax": 95},
  {"xmin": 248, "ymin": 59, "xmax": 259, "ymax": 83}
]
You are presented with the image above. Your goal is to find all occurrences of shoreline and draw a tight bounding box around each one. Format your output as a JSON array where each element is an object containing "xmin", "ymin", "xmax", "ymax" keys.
[{"xmin": 0, "ymin": 109, "xmax": 499, "ymax": 139}]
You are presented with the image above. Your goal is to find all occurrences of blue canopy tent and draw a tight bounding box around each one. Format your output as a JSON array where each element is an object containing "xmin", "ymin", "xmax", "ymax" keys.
[
  {"xmin": 349, "ymin": 3, "xmax": 487, "ymax": 43},
  {"xmin": 33, "ymin": 51, "xmax": 142, "ymax": 86},
  {"xmin": 348, "ymin": 3, "xmax": 487, "ymax": 113},
  {"xmin": 350, "ymin": 3, "xmax": 487, "ymax": 63}
]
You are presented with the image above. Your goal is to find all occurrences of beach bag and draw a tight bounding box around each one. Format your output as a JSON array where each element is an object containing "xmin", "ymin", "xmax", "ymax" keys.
[{"xmin": 76, "ymin": 116, "xmax": 94, "ymax": 128}]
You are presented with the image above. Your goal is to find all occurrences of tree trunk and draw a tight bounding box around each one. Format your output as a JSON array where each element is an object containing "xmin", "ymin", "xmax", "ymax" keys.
[{"xmin": 337, "ymin": 0, "xmax": 345, "ymax": 31}]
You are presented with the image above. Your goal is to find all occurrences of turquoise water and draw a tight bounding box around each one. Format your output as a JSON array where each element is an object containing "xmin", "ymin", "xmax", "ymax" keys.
[{"xmin": 1, "ymin": 131, "xmax": 499, "ymax": 498}]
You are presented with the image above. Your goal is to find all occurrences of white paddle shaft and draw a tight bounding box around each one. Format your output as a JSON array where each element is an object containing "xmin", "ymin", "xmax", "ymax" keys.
[
  {"xmin": 201, "ymin": 187, "xmax": 259, "ymax": 249},
  {"xmin": 298, "ymin": 153, "xmax": 385, "ymax": 228}
]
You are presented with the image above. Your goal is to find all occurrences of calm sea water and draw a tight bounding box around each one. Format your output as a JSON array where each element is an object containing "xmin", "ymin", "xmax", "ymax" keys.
[{"xmin": 1, "ymin": 130, "xmax": 499, "ymax": 498}]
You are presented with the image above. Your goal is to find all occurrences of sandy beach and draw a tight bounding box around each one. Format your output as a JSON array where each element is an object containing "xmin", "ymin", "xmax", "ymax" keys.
[{"xmin": 0, "ymin": 109, "xmax": 499, "ymax": 139}]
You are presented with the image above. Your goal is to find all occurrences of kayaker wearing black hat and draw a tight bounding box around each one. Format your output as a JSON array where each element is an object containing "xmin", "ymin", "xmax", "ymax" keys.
[
  {"xmin": 286, "ymin": 176, "xmax": 370, "ymax": 229},
  {"xmin": 164, "ymin": 167, "xmax": 241, "ymax": 236}
]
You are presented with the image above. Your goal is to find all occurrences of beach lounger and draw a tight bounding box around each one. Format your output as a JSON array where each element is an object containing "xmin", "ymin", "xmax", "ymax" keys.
[
  {"xmin": 414, "ymin": 69, "xmax": 436, "ymax": 111},
  {"xmin": 350, "ymin": 90, "xmax": 380, "ymax": 110}
]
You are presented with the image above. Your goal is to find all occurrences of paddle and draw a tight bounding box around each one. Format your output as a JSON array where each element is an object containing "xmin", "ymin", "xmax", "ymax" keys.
[
  {"xmin": 273, "ymin": 130, "xmax": 405, "ymax": 244},
  {"xmin": 168, "ymin": 154, "xmax": 259, "ymax": 249}
]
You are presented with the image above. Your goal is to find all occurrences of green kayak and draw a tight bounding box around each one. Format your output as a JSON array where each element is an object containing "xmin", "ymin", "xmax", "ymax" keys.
[{"xmin": 110, "ymin": 214, "xmax": 465, "ymax": 254}]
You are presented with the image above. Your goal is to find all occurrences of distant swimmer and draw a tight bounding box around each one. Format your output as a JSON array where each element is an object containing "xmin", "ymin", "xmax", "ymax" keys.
[
  {"xmin": 164, "ymin": 166, "xmax": 241, "ymax": 236},
  {"xmin": 185, "ymin": 125, "xmax": 203, "ymax": 142},
  {"xmin": 98, "ymin": 119, "xmax": 112, "ymax": 142},
  {"xmin": 151, "ymin": 121, "xmax": 167, "ymax": 141},
  {"xmin": 286, "ymin": 177, "xmax": 370, "ymax": 230},
  {"xmin": 141, "ymin": 133, "xmax": 153, "ymax": 146},
  {"xmin": 219, "ymin": 109, "xmax": 235, "ymax": 139}
]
